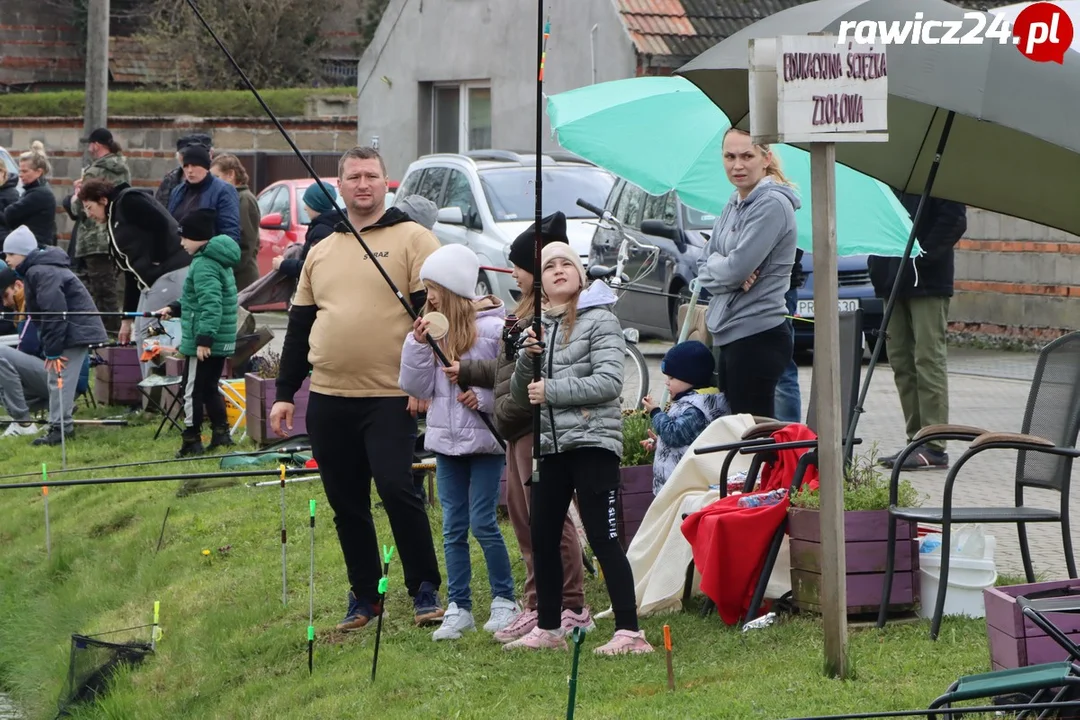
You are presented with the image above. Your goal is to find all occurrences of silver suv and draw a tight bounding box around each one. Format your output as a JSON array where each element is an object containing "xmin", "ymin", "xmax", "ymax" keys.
[{"xmin": 393, "ymin": 150, "xmax": 614, "ymax": 306}]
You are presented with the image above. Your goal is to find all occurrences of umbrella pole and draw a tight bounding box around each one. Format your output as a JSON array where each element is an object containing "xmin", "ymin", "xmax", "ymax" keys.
[{"xmin": 843, "ymin": 110, "xmax": 957, "ymax": 455}]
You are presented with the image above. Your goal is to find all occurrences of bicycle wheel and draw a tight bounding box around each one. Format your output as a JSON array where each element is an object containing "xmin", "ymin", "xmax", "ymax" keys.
[{"xmin": 621, "ymin": 344, "xmax": 649, "ymax": 411}]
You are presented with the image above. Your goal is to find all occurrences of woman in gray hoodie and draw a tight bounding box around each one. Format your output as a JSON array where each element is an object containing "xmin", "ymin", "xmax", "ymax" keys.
[{"xmin": 696, "ymin": 129, "xmax": 800, "ymax": 418}]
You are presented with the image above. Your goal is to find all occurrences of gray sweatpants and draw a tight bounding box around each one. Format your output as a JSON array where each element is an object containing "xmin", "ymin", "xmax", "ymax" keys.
[
  {"xmin": 0, "ymin": 345, "xmax": 49, "ymax": 421},
  {"xmin": 47, "ymin": 347, "xmax": 88, "ymax": 434},
  {"xmin": 135, "ymin": 267, "xmax": 188, "ymax": 379}
]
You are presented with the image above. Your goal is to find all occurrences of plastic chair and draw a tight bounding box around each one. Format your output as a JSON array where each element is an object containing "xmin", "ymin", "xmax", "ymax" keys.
[{"xmin": 877, "ymin": 331, "xmax": 1080, "ymax": 640}]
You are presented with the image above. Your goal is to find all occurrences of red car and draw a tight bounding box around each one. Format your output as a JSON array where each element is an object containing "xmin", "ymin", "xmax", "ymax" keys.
[{"xmin": 255, "ymin": 178, "xmax": 341, "ymax": 278}]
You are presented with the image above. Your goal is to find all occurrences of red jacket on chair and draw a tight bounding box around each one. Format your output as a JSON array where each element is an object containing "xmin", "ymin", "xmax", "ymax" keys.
[{"xmin": 681, "ymin": 424, "xmax": 820, "ymax": 624}]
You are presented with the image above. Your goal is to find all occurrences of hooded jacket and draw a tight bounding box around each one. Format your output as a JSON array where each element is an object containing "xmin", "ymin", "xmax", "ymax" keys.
[
  {"xmin": 399, "ymin": 296, "xmax": 506, "ymax": 456},
  {"xmin": 867, "ymin": 192, "xmax": 967, "ymax": 299},
  {"xmin": 510, "ymin": 281, "xmax": 624, "ymax": 459},
  {"xmin": 105, "ymin": 183, "xmax": 191, "ymax": 312},
  {"xmin": 168, "ymin": 234, "xmax": 239, "ymax": 357},
  {"xmin": 278, "ymin": 211, "xmax": 339, "ymax": 280},
  {"xmin": 651, "ymin": 390, "xmax": 731, "ymax": 494},
  {"xmin": 16, "ymin": 246, "xmax": 107, "ymax": 357},
  {"xmin": 2, "ymin": 178, "xmax": 56, "ymax": 247},
  {"xmin": 275, "ymin": 207, "xmax": 442, "ymax": 403},
  {"xmin": 696, "ymin": 178, "xmax": 800, "ymax": 347},
  {"xmin": 67, "ymin": 152, "xmax": 131, "ymax": 257}
]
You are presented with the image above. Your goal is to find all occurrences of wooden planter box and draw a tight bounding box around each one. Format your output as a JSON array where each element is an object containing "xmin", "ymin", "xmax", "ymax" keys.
[
  {"xmin": 984, "ymin": 578, "xmax": 1080, "ymax": 671},
  {"xmin": 245, "ymin": 373, "xmax": 310, "ymax": 445},
  {"xmin": 92, "ymin": 346, "xmax": 142, "ymax": 406},
  {"xmin": 788, "ymin": 508, "xmax": 919, "ymax": 616},
  {"xmin": 617, "ymin": 465, "xmax": 654, "ymax": 551},
  {"xmin": 163, "ymin": 356, "xmax": 235, "ymax": 379}
]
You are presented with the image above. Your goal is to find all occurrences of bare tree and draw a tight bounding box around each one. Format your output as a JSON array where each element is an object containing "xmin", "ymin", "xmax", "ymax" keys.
[{"xmin": 138, "ymin": 0, "xmax": 337, "ymax": 90}]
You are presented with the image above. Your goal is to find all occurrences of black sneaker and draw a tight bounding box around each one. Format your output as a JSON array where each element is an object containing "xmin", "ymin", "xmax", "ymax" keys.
[
  {"xmin": 880, "ymin": 448, "xmax": 949, "ymax": 471},
  {"xmin": 413, "ymin": 581, "xmax": 445, "ymax": 626},
  {"xmin": 207, "ymin": 425, "xmax": 234, "ymax": 452},
  {"xmin": 32, "ymin": 427, "xmax": 72, "ymax": 446},
  {"xmin": 337, "ymin": 590, "xmax": 382, "ymax": 631},
  {"xmin": 176, "ymin": 429, "xmax": 205, "ymax": 458}
]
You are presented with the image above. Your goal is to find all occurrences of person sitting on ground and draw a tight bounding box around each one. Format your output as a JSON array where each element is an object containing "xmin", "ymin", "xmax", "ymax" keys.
[
  {"xmin": 2, "ymin": 226, "xmax": 107, "ymax": 446},
  {"xmin": 167, "ymin": 144, "xmax": 241, "ymax": 246},
  {"xmin": 0, "ymin": 267, "xmax": 46, "ymax": 438},
  {"xmin": 641, "ymin": 340, "xmax": 731, "ymax": 496},
  {"xmin": 156, "ymin": 208, "xmax": 239, "ymax": 457}
]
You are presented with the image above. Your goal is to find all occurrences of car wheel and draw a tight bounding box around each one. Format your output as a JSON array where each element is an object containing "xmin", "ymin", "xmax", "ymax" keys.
[
  {"xmin": 476, "ymin": 273, "xmax": 492, "ymax": 297},
  {"xmin": 668, "ymin": 282, "xmax": 692, "ymax": 340}
]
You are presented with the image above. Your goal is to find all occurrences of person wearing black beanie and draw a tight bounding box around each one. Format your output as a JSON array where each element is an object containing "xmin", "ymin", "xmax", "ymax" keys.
[
  {"xmin": 167, "ymin": 145, "xmax": 241, "ymax": 247},
  {"xmin": 507, "ymin": 211, "xmax": 568, "ymax": 271}
]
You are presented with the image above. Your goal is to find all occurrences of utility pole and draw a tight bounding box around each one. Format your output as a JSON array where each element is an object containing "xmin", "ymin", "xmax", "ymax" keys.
[{"xmin": 83, "ymin": 0, "xmax": 110, "ymax": 161}]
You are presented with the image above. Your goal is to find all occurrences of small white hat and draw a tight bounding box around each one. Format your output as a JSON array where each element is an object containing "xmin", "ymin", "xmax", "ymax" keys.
[{"xmin": 419, "ymin": 244, "xmax": 480, "ymax": 299}]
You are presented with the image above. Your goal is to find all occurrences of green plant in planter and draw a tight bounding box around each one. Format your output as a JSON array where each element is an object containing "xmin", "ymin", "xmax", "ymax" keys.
[
  {"xmin": 621, "ymin": 409, "xmax": 655, "ymax": 468},
  {"xmin": 789, "ymin": 444, "xmax": 924, "ymax": 511},
  {"xmin": 252, "ymin": 349, "xmax": 282, "ymax": 379}
]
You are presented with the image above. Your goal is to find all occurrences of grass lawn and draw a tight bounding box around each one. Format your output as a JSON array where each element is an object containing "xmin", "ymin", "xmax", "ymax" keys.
[{"xmin": 0, "ymin": 404, "xmax": 997, "ymax": 720}]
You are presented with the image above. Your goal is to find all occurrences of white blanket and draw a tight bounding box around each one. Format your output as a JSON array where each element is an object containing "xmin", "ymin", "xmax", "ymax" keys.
[{"xmin": 598, "ymin": 413, "xmax": 792, "ymax": 618}]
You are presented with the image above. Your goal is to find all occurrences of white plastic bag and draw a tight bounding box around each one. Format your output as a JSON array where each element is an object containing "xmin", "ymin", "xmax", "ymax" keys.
[{"xmin": 951, "ymin": 524, "xmax": 986, "ymax": 559}]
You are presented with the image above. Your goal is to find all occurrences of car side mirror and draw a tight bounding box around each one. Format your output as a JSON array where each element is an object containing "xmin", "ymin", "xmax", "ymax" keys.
[
  {"xmin": 641, "ymin": 219, "xmax": 679, "ymax": 241},
  {"xmin": 436, "ymin": 206, "xmax": 464, "ymax": 225},
  {"xmin": 259, "ymin": 212, "xmax": 285, "ymax": 230}
]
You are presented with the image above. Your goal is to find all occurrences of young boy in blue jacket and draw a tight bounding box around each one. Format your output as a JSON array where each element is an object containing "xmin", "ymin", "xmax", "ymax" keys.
[{"xmin": 641, "ymin": 340, "xmax": 730, "ymax": 495}]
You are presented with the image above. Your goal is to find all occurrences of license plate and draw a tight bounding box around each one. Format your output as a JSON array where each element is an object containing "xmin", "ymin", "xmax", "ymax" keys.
[{"xmin": 796, "ymin": 299, "xmax": 859, "ymax": 318}]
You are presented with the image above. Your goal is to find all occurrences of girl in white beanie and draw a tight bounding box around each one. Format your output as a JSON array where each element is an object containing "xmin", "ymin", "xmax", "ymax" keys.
[
  {"xmin": 399, "ymin": 243, "xmax": 519, "ymax": 640},
  {"xmin": 507, "ymin": 241, "xmax": 653, "ymax": 656}
]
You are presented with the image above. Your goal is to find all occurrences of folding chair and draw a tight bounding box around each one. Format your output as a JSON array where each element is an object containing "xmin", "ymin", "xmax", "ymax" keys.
[
  {"xmin": 877, "ymin": 331, "xmax": 1080, "ymax": 640},
  {"xmin": 924, "ymin": 594, "xmax": 1080, "ymax": 719},
  {"xmin": 682, "ymin": 311, "xmax": 865, "ymax": 621},
  {"xmin": 137, "ymin": 374, "xmax": 185, "ymax": 440}
]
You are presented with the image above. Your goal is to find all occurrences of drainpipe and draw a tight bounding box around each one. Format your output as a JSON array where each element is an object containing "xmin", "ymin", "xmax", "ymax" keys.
[{"xmin": 590, "ymin": 24, "xmax": 599, "ymax": 84}]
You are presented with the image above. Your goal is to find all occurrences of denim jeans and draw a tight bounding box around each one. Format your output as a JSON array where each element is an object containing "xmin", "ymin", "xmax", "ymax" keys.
[
  {"xmin": 436, "ymin": 452, "xmax": 515, "ymax": 610},
  {"xmin": 774, "ymin": 287, "xmax": 803, "ymax": 423}
]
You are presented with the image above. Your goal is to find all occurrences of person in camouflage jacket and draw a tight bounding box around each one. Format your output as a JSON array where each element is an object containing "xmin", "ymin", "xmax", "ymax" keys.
[{"xmin": 63, "ymin": 128, "xmax": 130, "ymax": 333}]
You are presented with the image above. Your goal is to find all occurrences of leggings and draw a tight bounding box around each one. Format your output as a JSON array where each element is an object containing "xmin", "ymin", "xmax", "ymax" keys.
[
  {"xmin": 717, "ymin": 320, "xmax": 794, "ymax": 418},
  {"xmin": 531, "ymin": 447, "xmax": 639, "ymax": 632}
]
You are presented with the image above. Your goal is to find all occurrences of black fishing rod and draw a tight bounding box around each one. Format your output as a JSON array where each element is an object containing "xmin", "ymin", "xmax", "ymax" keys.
[
  {"xmin": 181, "ymin": 0, "xmax": 505, "ymax": 451},
  {"xmin": 0, "ymin": 311, "xmax": 163, "ymax": 319},
  {"xmin": 0, "ymin": 444, "xmax": 311, "ymax": 481},
  {"xmin": 0, "ymin": 466, "xmax": 314, "ymax": 491},
  {"xmin": 529, "ymin": 8, "xmax": 548, "ymax": 484}
]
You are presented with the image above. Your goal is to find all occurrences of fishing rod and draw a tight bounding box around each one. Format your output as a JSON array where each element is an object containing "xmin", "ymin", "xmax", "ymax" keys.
[
  {"xmin": 529, "ymin": 8, "xmax": 549, "ymax": 484},
  {"xmin": 0, "ymin": 311, "xmax": 163, "ymax": 319},
  {"xmin": 181, "ymin": 0, "xmax": 506, "ymax": 452},
  {"xmin": 0, "ymin": 444, "xmax": 311, "ymax": 481},
  {"xmin": 0, "ymin": 466, "xmax": 314, "ymax": 491}
]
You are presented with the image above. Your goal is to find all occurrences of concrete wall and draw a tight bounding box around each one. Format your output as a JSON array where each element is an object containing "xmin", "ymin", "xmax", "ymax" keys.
[
  {"xmin": 0, "ymin": 116, "xmax": 356, "ymax": 243},
  {"xmin": 951, "ymin": 208, "xmax": 1080, "ymax": 340},
  {"xmin": 355, "ymin": 0, "xmax": 638, "ymax": 179}
]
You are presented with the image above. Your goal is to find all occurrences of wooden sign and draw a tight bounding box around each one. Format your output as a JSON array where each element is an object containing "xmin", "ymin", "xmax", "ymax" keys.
[{"xmin": 750, "ymin": 35, "xmax": 888, "ymax": 144}]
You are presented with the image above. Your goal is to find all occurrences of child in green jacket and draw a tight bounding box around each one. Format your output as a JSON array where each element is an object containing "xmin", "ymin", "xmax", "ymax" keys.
[{"xmin": 157, "ymin": 208, "xmax": 239, "ymax": 457}]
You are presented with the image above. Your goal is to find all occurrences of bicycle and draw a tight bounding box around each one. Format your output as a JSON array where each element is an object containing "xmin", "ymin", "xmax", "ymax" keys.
[{"xmin": 575, "ymin": 198, "xmax": 660, "ymax": 412}]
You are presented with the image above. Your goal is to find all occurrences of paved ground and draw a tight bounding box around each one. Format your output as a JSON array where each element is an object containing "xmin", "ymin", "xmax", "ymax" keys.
[{"xmin": 259, "ymin": 313, "xmax": 1070, "ymax": 580}]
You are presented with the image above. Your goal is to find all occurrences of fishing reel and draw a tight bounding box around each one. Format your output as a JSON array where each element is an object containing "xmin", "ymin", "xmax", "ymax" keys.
[{"xmin": 502, "ymin": 315, "xmax": 544, "ymax": 360}]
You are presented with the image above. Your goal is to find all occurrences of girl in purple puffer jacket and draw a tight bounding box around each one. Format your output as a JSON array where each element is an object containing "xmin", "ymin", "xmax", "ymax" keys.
[{"xmin": 399, "ymin": 244, "xmax": 518, "ymax": 642}]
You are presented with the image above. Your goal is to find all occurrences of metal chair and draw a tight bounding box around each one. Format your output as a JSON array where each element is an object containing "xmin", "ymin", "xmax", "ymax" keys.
[{"xmin": 877, "ymin": 331, "xmax": 1080, "ymax": 640}]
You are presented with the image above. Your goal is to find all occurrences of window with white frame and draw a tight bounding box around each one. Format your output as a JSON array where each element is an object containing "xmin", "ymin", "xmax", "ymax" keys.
[{"xmin": 432, "ymin": 82, "xmax": 492, "ymax": 154}]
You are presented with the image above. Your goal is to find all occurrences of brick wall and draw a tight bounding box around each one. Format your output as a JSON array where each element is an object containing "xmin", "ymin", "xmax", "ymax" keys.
[
  {"xmin": 0, "ymin": 116, "xmax": 356, "ymax": 243},
  {"xmin": 951, "ymin": 208, "xmax": 1080, "ymax": 341}
]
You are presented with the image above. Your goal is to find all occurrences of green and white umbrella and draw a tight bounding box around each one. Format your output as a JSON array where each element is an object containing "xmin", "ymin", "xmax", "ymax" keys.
[{"xmin": 547, "ymin": 75, "xmax": 917, "ymax": 257}]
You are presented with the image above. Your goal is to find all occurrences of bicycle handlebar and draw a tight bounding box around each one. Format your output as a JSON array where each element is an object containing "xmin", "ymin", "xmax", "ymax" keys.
[
  {"xmin": 575, "ymin": 198, "xmax": 606, "ymax": 218},
  {"xmin": 575, "ymin": 197, "xmax": 659, "ymax": 254}
]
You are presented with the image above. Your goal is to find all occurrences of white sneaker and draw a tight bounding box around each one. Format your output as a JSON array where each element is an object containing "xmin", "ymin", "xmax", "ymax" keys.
[
  {"xmin": 2, "ymin": 421, "xmax": 39, "ymax": 438},
  {"xmin": 483, "ymin": 597, "xmax": 521, "ymax": 633},
  {"xmin": 432, "ymin": 602, "xmax": 475, "ymax": 641}
]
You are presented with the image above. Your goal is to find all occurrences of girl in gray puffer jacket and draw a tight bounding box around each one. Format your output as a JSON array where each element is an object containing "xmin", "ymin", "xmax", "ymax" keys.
[{"xmin": 508, "ymin": 242, "xmax": 653, "ymax": 657}]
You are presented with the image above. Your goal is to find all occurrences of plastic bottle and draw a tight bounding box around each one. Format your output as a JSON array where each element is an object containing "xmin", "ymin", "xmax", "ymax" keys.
[{"xmin": 737, "ymin": 488, "xmax": 788, "ymax": 508}]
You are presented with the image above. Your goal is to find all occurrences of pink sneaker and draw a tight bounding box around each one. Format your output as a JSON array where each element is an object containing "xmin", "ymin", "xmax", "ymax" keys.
[
  {"xmin": 593, "ymin": 629, "xmax": 654, "ymax": 656},
  {"xmin": 494, "ymin": 609, "xmax": 538, "ymax": 643},
  {"xmin": 561, "ymin": 607, "xmax": 596, "ymax": 634},
  {"xmin": 502, "ymin": 626, "xmax": 568, "ymax": 651}
]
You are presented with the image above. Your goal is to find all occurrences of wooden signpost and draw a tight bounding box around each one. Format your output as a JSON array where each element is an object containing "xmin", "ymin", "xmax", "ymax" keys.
[{"xmin": 748, "ymin": 34, "xmax": 888, "ymax": 679}]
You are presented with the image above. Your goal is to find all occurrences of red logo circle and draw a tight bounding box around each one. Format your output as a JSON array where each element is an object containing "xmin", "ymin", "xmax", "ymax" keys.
[{"xmin": 1013, "ymin": 2, "xmax": 1075, "ymax": 63}]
